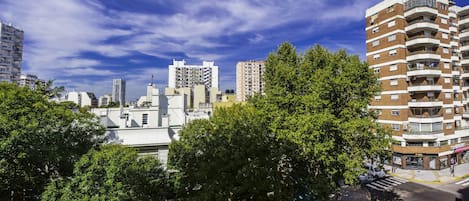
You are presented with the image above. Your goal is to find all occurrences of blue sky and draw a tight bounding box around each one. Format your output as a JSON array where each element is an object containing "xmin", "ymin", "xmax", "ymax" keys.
[{"xmin": 1, "ymin": 0, "xmax": 468, "ymax": 101}]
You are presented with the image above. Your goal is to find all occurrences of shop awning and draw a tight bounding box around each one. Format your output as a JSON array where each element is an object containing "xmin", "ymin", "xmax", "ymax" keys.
[{"xmin": 454, "ymin": 145, "xmax": 469, "ymax": 153}]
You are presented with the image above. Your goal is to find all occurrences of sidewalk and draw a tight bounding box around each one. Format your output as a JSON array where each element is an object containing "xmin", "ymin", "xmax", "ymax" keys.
[{"xmin": 383, "ymin": 162, "xmax": 469, "ymax": 184}]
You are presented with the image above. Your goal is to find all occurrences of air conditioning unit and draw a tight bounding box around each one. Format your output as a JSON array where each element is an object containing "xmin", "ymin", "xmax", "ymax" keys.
[{"xmin": 403, "ymin": 124, "xmax": 408, "ymax": 131}]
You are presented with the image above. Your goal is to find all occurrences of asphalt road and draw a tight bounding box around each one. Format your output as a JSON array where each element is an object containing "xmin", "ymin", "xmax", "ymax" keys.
[{"xmin": 365, "ymin": 176, "xmax": 462, "ymax": 201}]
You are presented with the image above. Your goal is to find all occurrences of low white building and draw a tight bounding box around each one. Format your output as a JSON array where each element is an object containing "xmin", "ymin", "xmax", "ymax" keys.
[
  {"xmin": 91, "ymin": 83, "xmax": 210, "ymax": 165},
  {"xmin": 98, "ymin": 94, "xmax": 112, "ymax": 107},
  {"xmin": 65, "ymin": 91, "xmax": 98, "ymax": 108}
]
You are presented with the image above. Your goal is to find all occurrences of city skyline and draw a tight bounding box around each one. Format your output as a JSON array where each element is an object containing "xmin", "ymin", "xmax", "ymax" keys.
[{"xmin": 1, "ymin": 0, "xmax": 468, "ymax": 100}]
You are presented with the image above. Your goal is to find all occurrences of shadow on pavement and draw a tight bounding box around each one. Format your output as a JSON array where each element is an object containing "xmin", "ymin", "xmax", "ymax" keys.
[
  {"xmin": 457, "ymin": 186, "xmax": 469, "ymax": 201},
  {"xmin": 368, "ymin": 188, "xmax": 403, "ymax": 201}
]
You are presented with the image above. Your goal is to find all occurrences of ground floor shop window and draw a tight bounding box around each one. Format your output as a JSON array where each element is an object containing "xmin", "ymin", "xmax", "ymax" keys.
[
  {"xmin": 462, "ymin": 151, "xmax": 469, "ymax": 163},
  {"xmin": 405, "ymin": 155, "xmax": 423, "ymax": 169},
  {"xmin": 440, "ymin": 157, "xmax": 448, "ymax": 169},
  {"xmin": 393, "ymin": 154, "xmax": 402, "ymax": 166},
  {"xmin": 429, "ymin": 156, "xmax": 438, "ymax": 170}
]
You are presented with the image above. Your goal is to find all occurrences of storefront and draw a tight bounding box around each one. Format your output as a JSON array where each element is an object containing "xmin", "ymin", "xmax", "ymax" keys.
[{"xmin": 454, "ymin": 145, "xmax": 469, "ymax": 164}]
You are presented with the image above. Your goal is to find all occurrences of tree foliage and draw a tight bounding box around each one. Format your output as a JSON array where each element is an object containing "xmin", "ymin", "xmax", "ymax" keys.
[
  {"xmin": 169, "ymin": 43, "xmax": 391, "ymax": 201},
  {"xmin": 0, "ymin": 82, "xmax": 104, "ymax": 200},
  {"xmin": 42, "ymin": 145, "xmax": 174, "ymax": 201},
  {"xmin": 251, "ymin": 43, "xmax": 391, "ymax": 199},
  {"xmin": 169, "ymin": 105, "xmax": 297, "ymax": 201}
]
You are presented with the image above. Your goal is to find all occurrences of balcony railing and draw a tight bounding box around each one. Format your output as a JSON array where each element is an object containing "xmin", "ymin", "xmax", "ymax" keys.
[
  {"xmin": 409, "ymin": 81, "xmax": 438, "ymax": 86},
  {"xmin": 407, "ymin": 35, "xmax": 437, "ymax": 40},
  {"xmin": 407, "ymin": 65, "xmax": 439, "ymax": 71},
  {"xmin": 408, "ymin": 50, "xmax": 438, "ymax": 55},
  {"xmin": 407, "ymin": 19, "xmax": 436, "ymax": 25},
  {"xmin": 409, "ymin": 114, "xmax": 442, "ymax": 118},
  {"xmin": 409, "ymin": 98, "xmax": 440, "ymax": 102},
  {"xmin": 460, "ymin": 15, "xmax": 469, "ymax": 21},
  {"xmin": 405, "ymin": 0, "xmax": 436, "ymax": 11},
  {"xmin": 405, "ymin": 130, "xmax": 443, "ymax": 135}
]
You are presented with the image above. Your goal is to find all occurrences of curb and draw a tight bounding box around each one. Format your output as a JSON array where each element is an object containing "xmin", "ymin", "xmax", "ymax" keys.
[{"xmin": 389, "ymin": 172, "xmax": 469, "ymax": 185}]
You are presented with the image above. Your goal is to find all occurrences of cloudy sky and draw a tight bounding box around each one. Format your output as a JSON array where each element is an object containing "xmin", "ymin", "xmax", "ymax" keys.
[{"xmin": 1, "ymin": 0, "xmax": 467, "ymax": 101}]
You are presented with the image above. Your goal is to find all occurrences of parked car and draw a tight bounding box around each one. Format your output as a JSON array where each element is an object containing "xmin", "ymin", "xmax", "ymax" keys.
[{"xmin": 364, "ymin": 163, "xmax": 386, "ymax": 179}]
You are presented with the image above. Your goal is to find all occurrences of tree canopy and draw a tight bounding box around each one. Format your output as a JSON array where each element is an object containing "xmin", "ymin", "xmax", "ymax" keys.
[
  {"xmin": 42, "ymin": 145, "xmax": 174, "ymax": 201},
  {"xmin": 0, "ymin": 82, "xmax": 104, "ymax": 200},
  {"xmin": 169, "ymin": 43, "xmax": 391, "ymax": 200}
]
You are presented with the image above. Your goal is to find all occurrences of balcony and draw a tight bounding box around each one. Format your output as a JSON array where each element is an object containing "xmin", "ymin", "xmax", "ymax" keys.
[
  {"xmin": 460, "ymin": 16, "xmax": 469, "ymax": 27},
  {"xmin": 406, "ymin": 35, "xmax": 439, "ymax": 47},
  {"xmin": 407, "ymin": 50, "xmax": 440, "ymax": 61},
  {"xmin": 464, "ymin": 112, "xmax": 469, "ymax": 118},
  {"xmin": 405, "ymin": 6, "xmax": 438, "ymax": 18},
  {"xmin": 407, "ymin": 65, "xmax": 441, "ymax": 76},
  {"xmin": 461, "ymin": 45, "xmax": 469, "ymax": 52},
  {"xmin": 392, "ymin": 144, "xmax": 451, "ymax": 154},
  {"xmin": 405, "ymin": 20, "xmax": 439, "ymax": 32},
  {"xmin": 461, "ymin": 30, "xmax": 469, "ymax": 40},
  {"xmin": 408, "ymin": 98, "xmax": 443, "ymax": 107},
  {"xmin": 402, "ymin": 130, "xmax": 443, "ymax": 140},
  {"xmin": 408, "ymin": 115, "xmax": 444, "ymax": 123}
]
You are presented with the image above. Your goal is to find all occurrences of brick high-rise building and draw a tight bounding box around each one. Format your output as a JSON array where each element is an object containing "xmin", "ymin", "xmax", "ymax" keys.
[
  {"xmin": 236, "ymin": 60, "xmax": 265, "ymax": 102},
  {"xmin": 366, "ymin": 0, "xmax": 469, "ymax": 170}
]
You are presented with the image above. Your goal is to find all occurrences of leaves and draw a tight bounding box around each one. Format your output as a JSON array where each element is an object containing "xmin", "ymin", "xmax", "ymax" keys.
[
  {"xmin": 0, "ymin": 82, "xmax": 104, "ymax": 200},
  {"xmin": 41, "ymin": 145, "xmax": 174, "ymax": 201}
]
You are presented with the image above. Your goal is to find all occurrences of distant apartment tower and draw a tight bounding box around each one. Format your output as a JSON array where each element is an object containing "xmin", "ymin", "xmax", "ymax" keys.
[
  {"xmin": 18, "ymin": 74, "xmax": 44, "ymax": 89},
  {"xmin": 112, "ymin": 79, "xmax": 126, "ymax": 105},
  {"xmin": 0, "ymin": 22, "xmax": 24, "ymax": 83},
  {"xmin": 366, "ymin": 0, "xmax": 469, "ymax": 170},
  {"xmin": 168, "ymin": 59, "xmax": 219, "ymax": 89},
  {"xmin": 236, "ymin": 60, "xmax": 265, "ymax": 102}
]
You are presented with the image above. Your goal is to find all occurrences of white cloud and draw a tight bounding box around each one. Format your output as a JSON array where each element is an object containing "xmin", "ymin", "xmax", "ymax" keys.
[{"xmin": 0, "ymin": 0, "xmax": 380, "ymax": 99}]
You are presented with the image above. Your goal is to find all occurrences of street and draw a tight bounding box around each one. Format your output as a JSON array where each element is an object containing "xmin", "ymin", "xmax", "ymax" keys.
[{"xmin": 364, "ymin": 176, "xmax": 465, "ymax": 201}]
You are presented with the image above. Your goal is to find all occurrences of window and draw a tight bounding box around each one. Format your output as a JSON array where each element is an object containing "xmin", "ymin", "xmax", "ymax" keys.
[
  {"xmin": 376, "ymin": 109, "xmax": 382, "ymax": 116},
  {"xmin": 390, "ymin": 79, "xmax": 398, "ymax": 86},
  {"xmin": 442, "ymin": 33, "xmax": 448, "ymax": 39},
  {"xmin": 372, "ymin": 40, "xmax": 380, "ymax": 47},
  {"xmin": 388, "ymin": 34, "xmax": 396, "ymax": 41},
  {"xmin": 445, "ymin": 93, "xmax": 452, "ymax": 99},
  {"xmin": 373, "ymin": 54, "xmax": 380, "ymax": 60},
  {"xmin": 390, "ymin": 64, "xmax": 398, "ymax": 71},
  {"xmin": 375, "ymin": 96, "xmax": 381, "ymax": 101},
  {"xmin": 443, "ymin": 48, "xmax": 449, "ymax": 54},
  {"xmin": 441, "ymin": 3, "xmax": 447, "ymax": 10},
  {"xmin": 444, "ymin": 62, "xmax": 450, "ymax": 69},
  {"xmin": 391, "ymin": 110, "xmax": 400, "ymax": 116},
  {"xmin": 374, "ymin": 68, "xmax": 380, "ymax": 74},
  {"xmin": 446, "ymin": 122, "xmax": 453, "ymax": 129},
  {"xmin": 372, "ymin": 27, "xmax": 379, "ymax": 33},
  {"xmin": 440, "ymin": 140, "xmax": 448, "ymax": 146},
  {"xmin": 444, "ymin": 78, "xmax": 451, "ymax": 83},
  {"xmin": 388, "ymin": 20, "xmax": 396, "ymax": 27},
  {"xmin": 446, "ymin": 108, "xmax": 452, "ymax": 114},
  {"xmin": 391, "ymin": 94, "xmax": 399, "ymax": 100},
  {"xmin": 370, "ymin": 14, "xmax": 378, "ymax": 25},
  {"xmin": 389, "ymin": 49, "xmax": 397, "ymax": 56},
  {"xmin": 441, "ymin": 18, "xmax": 448, "ymax": 24},
  {"xmin": 142, "ymin": 114, "xmax": 148, "ymax": 125},
  {"xmin": 387, "ymin": 5, "xmax": 395, "ymax": 13},
  {"xmin": 392, "ymin": 124, "xmax": 400, "ymax": 131}
]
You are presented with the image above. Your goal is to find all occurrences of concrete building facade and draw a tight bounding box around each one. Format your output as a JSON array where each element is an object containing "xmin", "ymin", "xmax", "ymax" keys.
[
  {"xmin": 112, "ymin": 79, "xmax": 126, "ymax": 105},
  {"xmin": 168, "ymin": 59, "xmax": 219, "ymax": 89},
  {"xmin": 366, "ymin": 0, "xmax": 469, "ymax": 170},
  {"xmin": 0, "ymin": 22, "xmax": 23, "ymax": 83},
  {"xmin": 236, "ymin": 60, "xmax": 265, "ymax": 102},
  {"xmin": 18, "ymin": 74, "xmax": 43, "ymax": 89},
  {"xmin": 65, "ymin": 91, "xmax": 98, "ymax": 108}
]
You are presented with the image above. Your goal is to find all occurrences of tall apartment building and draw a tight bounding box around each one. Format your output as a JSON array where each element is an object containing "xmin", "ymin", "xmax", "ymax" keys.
[
  {"xmin": 18, "ymin": 74, "xmax": 44, "ymax": 89},
  {"xmin": 168, "ymin": 59, "xmax": 219, "ymax": 89},
  {"xmin": 236, "ymin": 60, "xmax": 265, "ymax": 102},
  {"xmin": 112, "ymin": 79, "xmax": 126, "ymax": 105},
  {"xmin": 0, "ymin": 22, "xmax": 23, "ymax": 83},
  {"xmin": 366, "ymin": 0, "xmax": 469, "ymax": 170}
]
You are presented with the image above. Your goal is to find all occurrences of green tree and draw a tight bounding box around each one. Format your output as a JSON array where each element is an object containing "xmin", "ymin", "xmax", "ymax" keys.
[
  {"xmin": 169, "ymin": 105, "xmax": 296, "ymax": 201},
  {"xmin": 34, "ymin": 80, "xmax": 65, "ymax": 99},
  {"xmin": 42, "ymin": 145, "xmax": 174, "ymax": 201},
  {"xmin": 0, "ymin": 82, "xmax": 104, "ymax": 200},
  {"xmin": 251, "ymin": 43, "xmax": 391, "ymax": 200}
]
